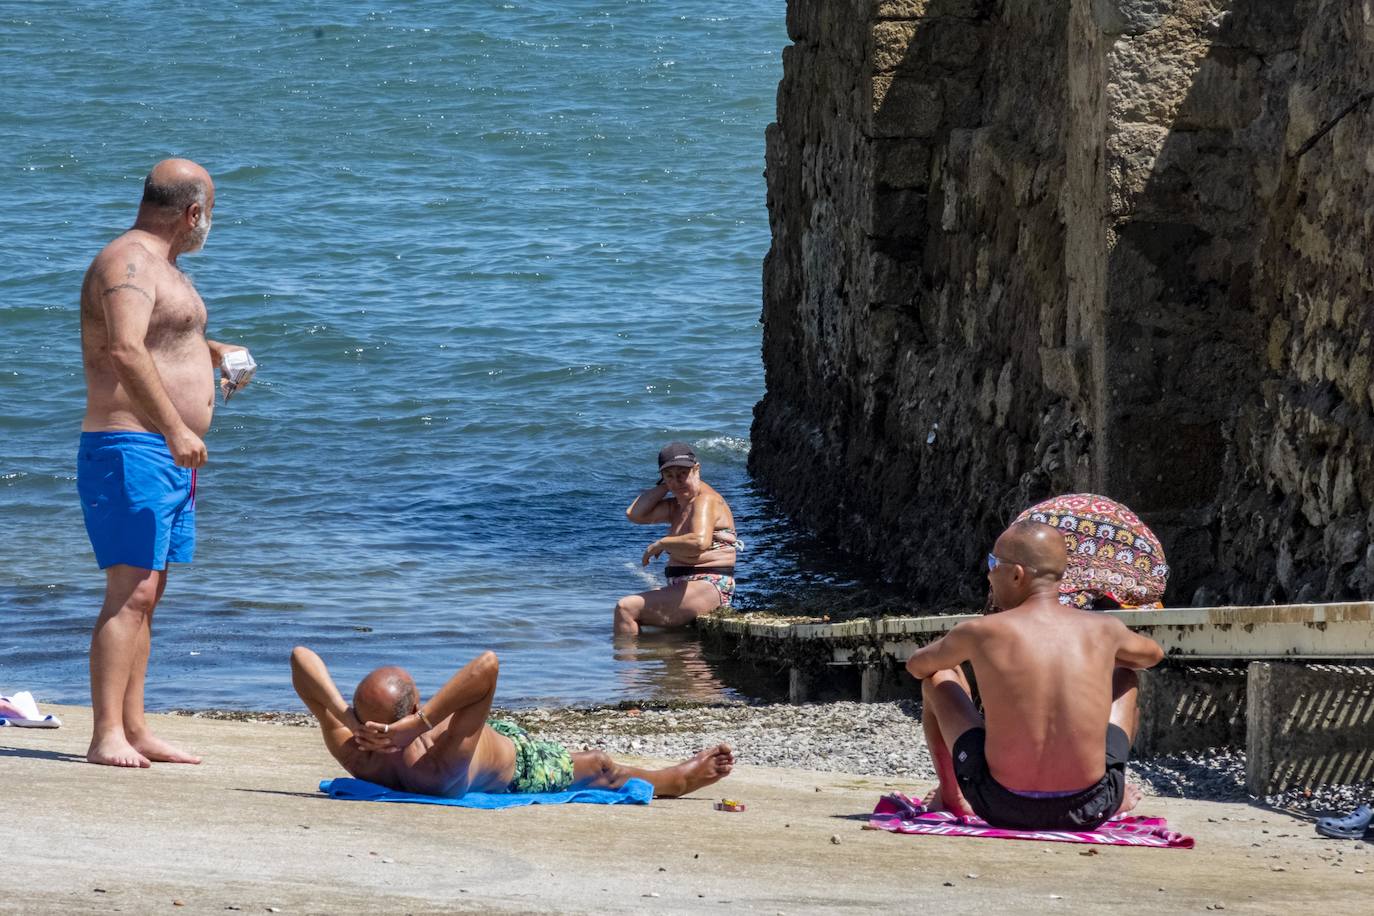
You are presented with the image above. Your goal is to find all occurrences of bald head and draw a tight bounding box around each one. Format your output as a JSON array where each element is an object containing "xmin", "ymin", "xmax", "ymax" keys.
[
  {"xmin": 141, "ymin": 158, "xmax": 213, "ymax": 214},
  {"xmin": 987, "ymin": 520, "xmax": 1068, "ymax": 611},
  {"xmin": 994, "ymin": 520, "xmax": 1068, "ymax": 580},
  {"xmin": 353, "ymin": 666, "xmax": 418, "ymax": 725}
]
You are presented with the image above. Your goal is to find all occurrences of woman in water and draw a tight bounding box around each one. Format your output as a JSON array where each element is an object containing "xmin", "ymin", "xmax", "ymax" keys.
[{"xmin": 614, "ymin": 442, "xmax": 741, "ymax": 635}]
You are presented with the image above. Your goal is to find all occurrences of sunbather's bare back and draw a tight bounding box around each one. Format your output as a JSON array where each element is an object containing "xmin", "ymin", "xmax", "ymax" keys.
[
  {"xmin": 957, "ymin": 603, "xmax": 1154, "ymax": 791},
  {"xmin": 907, "ymin": 520, "xmax": 1164, "ymax": 800}
]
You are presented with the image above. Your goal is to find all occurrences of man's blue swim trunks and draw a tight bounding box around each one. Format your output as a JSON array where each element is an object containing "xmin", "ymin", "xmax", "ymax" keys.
[{"xmin": 77, "ymin": 432, "xmax": 196, "ymax": 571}]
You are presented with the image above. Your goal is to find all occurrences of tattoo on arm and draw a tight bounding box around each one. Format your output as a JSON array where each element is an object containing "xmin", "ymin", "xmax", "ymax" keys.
[
  {"xmin": 125, "ymin": 261, "xmax": 137, "ymax": 279},
  {"xmin": 103, "ymin": 283, "xmax": 153, "ymax": 305}
]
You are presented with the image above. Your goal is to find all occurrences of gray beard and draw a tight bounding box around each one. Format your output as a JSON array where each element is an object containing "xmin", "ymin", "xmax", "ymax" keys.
[{"xmin": 183, "ymin": 218, "xmax": 211, "ymax": 254}]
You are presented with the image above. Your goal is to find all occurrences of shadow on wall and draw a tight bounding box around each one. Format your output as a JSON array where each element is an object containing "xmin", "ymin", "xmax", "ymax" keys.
[
  {"xmin": 1102, "ymin": 0, "xmax": 1374, "ymax": 605},
  {"xmin": 1096, "ymin": 1, "xmax": 1278, "ymax": 598}
]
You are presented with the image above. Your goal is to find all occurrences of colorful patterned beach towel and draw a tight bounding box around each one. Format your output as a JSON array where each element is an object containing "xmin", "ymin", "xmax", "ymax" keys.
[
  {"xmin": 869, "ymin": 793, "xmax": 1193, "ymax": 848},
  {"xmin": 1015, "ymin": 493, "xmax": 1169, "ymax": 610}
]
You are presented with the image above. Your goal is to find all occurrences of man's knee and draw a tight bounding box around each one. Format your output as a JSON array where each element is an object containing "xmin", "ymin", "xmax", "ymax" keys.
[
  {"xmin": 921, "ymin": 674, "xmax": 951, "ymax": 713},
  {"xmin": 112, "ymin": 577, "xmax": 160, "ymax": 617},
  {"xmin": 613, "ymin": 598, "xmax": 639, "ymax": 622},
  {"xmin": 923, "ymin": 667, "xmax": 967, "ymax": 692},
  {"xmin": 588, "ymin": 750, "xmax": 621, "ymax": 785}
]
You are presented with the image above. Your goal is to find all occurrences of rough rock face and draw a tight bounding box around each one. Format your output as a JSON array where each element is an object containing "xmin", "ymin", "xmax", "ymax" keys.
[{"xmin": 752, "ymin": 0, "xmax": 1374, "ymax": 607}]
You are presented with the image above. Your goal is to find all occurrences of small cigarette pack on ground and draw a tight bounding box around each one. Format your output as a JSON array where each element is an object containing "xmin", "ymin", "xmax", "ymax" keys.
[
  {"xmin": 714, "ymin": 799, "xmax": 746, "ymax": 812},
  {"xmin": 221, "ymin": 349, "xmax": 257, "ymax": 402}
]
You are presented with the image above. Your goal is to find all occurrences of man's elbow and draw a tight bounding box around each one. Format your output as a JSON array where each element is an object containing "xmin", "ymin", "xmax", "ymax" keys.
[
  {"xmin": 290, "ymin": 645, "xmax": 319, "ymax": 672},
  {"xmin": 477, "ymin": 650, "xmax": 499, "ymax": 677},
  {"xmin": 474, "ymin": 651, "xmax": 500, "ymax": 694},
  {"xmin": 1120, "ymin": 645, "xmax": 1165, "ymax": 670},
  {"xmin": 107, "ymin": 351, "xmax": 137, "ymax": 375},
  {"xmin": 107, "ymin": 340, "xmax": 146, "ymax": 367}
]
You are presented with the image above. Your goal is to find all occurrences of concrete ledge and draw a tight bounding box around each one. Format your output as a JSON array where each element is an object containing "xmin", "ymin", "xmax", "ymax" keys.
[
  {"xmin": 702, "ymin": 602, "xmax": 1374, "ymax": 667},
  {"xmin": 699, "ymin": 602, "xmax": 1374, "ymax": 703}
]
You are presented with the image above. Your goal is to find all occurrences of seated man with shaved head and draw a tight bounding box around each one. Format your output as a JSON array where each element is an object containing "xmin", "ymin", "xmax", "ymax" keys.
[
  {"xmin": 905, "ymin": 520, "xmax": 1165, "ymax": 830},
  {"xmin": 290, "ymin": 647, "xmax": 733, "ymax": 798}
]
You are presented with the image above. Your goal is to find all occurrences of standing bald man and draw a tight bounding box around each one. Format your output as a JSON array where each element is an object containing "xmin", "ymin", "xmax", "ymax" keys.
[
  {"xmin": 905, "ymin": 520, "xmax": 1165, "ymax": 830},
  {"xmin": 77, "ymin": 159, "xmax": 251, "ymax": 767}
]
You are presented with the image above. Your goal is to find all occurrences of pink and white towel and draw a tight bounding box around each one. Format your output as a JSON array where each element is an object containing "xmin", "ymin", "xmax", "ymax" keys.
[
  {"xmin": 0, "ymin": 691, "xmax": 61, "ymax": 728},
  {"xmin": 870, "ymin": 793, "xmax": 1194, "ymax": 849}
]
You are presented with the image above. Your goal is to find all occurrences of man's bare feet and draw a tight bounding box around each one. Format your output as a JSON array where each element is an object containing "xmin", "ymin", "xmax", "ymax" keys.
[
  {"xmin": 1115, "ymin": 781, "xmax": 1142, "ymax": 816},
  {"xmin": 87, "ymin": 734, "xmax": 151, "ymax": 768},
  {"xmin": 920, "ymin": 784, "xmax": 974, "ymax": 816},
  {"xmin": 129, "ymin": 731, "xmax": 201, "ymax": 765},
  {"xmin": 672, "ymin": 743, "xmax": 734, "ymax": 797}
]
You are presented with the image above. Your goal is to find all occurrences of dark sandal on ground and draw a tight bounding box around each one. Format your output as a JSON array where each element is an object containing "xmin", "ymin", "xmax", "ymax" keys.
[{"xmin": 1315, "ymin": 804, "xmax": 1373, "ymax": 839}]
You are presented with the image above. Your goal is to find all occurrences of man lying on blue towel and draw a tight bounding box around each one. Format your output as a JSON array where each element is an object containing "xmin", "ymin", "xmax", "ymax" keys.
[{"xmin": 290, "ymin": 646, "xmax": 733, "ymax": 798}]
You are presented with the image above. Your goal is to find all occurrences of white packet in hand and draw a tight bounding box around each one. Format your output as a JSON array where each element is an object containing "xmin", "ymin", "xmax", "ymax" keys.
[{"xmin": 222, "ymin": 349, "xmax": 257, "ymax": 402}]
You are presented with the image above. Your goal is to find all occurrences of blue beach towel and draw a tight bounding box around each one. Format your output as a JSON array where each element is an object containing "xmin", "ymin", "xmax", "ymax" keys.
[{"xmin": 319, "ymin": 777, "xmax": 653, "ymax": 809}]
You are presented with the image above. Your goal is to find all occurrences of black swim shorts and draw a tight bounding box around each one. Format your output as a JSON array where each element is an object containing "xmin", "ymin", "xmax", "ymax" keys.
[{"xmin": 952, "ymin": 724, "xmax": 1130, "ymax": 831}]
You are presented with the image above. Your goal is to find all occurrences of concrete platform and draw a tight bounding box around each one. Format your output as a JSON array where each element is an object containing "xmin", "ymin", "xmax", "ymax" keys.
[{"xmin": 4, "ymin": 706, "xmax": 1372, "ymax": 914}]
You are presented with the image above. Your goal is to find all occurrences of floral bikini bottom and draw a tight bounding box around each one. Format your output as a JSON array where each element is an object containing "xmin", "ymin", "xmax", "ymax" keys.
[{"xmin": 666, "ymin": 572, "xmax": 736, "ymax": 609}]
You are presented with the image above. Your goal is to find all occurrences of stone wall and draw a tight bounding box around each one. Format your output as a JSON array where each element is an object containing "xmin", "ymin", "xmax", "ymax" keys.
[
  {"xmin": 1213, "ymin": 4, "xmax": 1374, "ymax": 604},
  {"xmin": 752, "ymin": 0, "xmax": 1374, "ymax": 607}
]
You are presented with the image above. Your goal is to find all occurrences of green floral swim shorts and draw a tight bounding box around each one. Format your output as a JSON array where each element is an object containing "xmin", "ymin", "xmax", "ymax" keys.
[{"xmin": 487, "ymin": 719, "xmax": 575, "ymax": 793}]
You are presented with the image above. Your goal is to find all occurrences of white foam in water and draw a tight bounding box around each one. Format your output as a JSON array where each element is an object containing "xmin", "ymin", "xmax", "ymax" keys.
[
  {"xmin": 695, "ymin": 435, "xmax": 751, "ymax": 460},
  {"xmin": 622, "ymin": 561, "xmax": 665, "ymax": 590}
]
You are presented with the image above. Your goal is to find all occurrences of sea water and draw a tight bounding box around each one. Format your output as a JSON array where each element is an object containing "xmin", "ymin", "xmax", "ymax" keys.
[{"xmin": 0, "ymin": 1, "xmax": 878, "ymax": 709}]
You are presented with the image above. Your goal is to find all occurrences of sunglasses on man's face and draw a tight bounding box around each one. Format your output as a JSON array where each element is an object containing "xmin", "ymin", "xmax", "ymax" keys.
[{"xmin": 987, "ymin": 554, "xmax": 1038, "ymax": 574}]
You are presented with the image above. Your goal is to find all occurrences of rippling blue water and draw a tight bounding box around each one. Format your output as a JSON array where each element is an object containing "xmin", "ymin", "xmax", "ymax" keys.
[{"xmin": 0, "ymin": 1, "xmax": 874, "ymax": 710}]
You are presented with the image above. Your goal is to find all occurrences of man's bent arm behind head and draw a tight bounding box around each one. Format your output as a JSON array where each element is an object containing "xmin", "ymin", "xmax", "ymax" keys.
[
  {"xmin": 290, "ymin": 646, "xmax": 371, "ymax": 772},
  {"xmin": 354, "ymin": 651, "xmax": 502, "ymax": 754},
  {"xmin": 416, "ymin": 651, "xmax": 499, "ymax": 725},
  {"xmin": 290, "ymin": 646, "xmax": 352, "ymax": 722}
]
